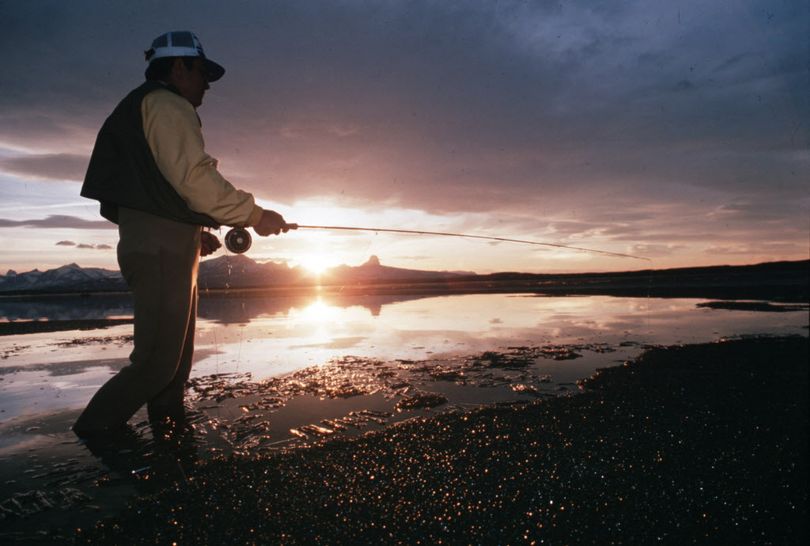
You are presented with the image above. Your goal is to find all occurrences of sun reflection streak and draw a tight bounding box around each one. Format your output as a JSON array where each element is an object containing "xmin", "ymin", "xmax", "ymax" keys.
[
  {"xmin": 294, "ymin": 298, "xmax": 342, "ymax": 324},
  {"xmin": 264, "ymin": 298, "xmax": 345, "ymax": 363}
]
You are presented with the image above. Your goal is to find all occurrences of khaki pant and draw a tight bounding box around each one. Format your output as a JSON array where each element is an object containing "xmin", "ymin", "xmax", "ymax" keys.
[{"xmin": 74, "ymin": 207, "xmax": 201, "ymax": 433}]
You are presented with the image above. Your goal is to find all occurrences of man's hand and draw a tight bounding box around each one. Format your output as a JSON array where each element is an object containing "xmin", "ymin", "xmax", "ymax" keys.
[
  {"xmin": 200, "ymin": 231, "xmax": 221, "ymax": 256},
  {"xmin": 254, "ymin": 210, "xmax": 290, "ymax": 236}
]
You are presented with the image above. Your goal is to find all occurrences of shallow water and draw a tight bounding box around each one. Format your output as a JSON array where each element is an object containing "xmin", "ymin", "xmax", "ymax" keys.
[
  {"xmin": 0, "ymin": 292, "xmax": 806, "ymax": 537},
  {"xmin": 1, "ymin": 292, "xmax": 807, "ymax": 422}
]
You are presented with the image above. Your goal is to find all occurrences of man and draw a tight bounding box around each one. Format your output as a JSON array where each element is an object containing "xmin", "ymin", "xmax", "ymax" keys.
[{"xmin": 75, "ymin": 31, "xmax": 288, "ymax": 437}]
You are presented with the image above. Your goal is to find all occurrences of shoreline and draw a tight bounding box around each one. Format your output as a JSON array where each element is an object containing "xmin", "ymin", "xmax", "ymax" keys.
[
  {"xmin": 11, "ymin": 335, "xmax": 804, "ymax": 543},
  {"xmin": 0, "ymin": 318, "xmax": 134, "ymax": 336},
  {"xmin": 2, "ymin": 259, "xmax": 807, "ymax": 303},
  {"xmin": 0, "ymin": 296, "xmax": 810, "ymax": 337},
  {"xmin": 1, "ymin": 293, "xmax": 806, "ymax": 336}
]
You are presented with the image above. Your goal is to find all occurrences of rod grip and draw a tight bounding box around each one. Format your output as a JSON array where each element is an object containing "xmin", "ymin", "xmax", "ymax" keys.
[{"xmin": 286, "ymin": 223, "xmax": 299, "ymax": 230}]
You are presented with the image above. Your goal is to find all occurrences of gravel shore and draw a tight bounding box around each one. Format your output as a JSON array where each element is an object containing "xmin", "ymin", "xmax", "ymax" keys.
[{"xmin": 65, "ymin": 336, "xmax": 808, "ymax": 544}]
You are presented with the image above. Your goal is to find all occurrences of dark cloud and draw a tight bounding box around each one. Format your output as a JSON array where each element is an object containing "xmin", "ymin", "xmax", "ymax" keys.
[
  {"xmin": 0, "ymin": 154, "xmax": 88, "ymax": 182},
  {"xmin": 0, "ymin": 215, "xmax": 114, "ymax": 229},
  {"xmin": 0, "ymin": 0, "xmax": 806, "ymax": 259},
  {"xmin": 95, "ymin": 244, "xmax": 113, "ymax": 249},
  {"xmin": 76, "ymin": 243, "xmax": 94, "ymax": 249},
  {"xmin": 55, "ymin": 240, "xmax": 76, "ymax": 246}
]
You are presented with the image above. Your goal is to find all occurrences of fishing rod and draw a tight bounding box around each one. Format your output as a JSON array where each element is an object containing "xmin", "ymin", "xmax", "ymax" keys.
[{"xmin": 223, "ymin": 224, "xmax": 650, "ymax": 261}]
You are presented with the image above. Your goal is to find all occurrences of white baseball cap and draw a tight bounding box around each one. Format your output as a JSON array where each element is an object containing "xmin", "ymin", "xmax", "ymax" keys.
[{"xmin": 144, "ymin": 31, "xmax": 225, "ymax": 82}]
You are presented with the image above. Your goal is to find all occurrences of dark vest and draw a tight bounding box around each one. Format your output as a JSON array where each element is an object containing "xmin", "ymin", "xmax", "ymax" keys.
[{"xmin": 81, "ymin": 81, "xmax": 219, "ymax": 227}]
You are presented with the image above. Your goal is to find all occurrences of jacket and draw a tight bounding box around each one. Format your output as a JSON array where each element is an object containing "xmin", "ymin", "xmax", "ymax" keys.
[{"xmin": 82, "ymin": 81, "xmax": 262, "ymax": 228}]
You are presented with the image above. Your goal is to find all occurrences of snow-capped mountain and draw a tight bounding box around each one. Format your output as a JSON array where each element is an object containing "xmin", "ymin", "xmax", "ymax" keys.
[{"xmin": 0, "ymin": 263, "xmax": 126, "ymax": 293}]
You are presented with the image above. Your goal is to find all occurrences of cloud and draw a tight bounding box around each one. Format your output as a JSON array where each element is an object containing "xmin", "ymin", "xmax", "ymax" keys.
[
  {"xmin": 394, "ymin": 255, "xmax": 431, "ymax": 262},
  {"xmin": 629, "ymin": 244, "xmax": 686, "ymax": 258},
  {"xmin": 58, "ymin": 242, "xmax": 114, "ymax": 250},
  {"xmin": 0, "ymin": 0, "xmax": 806, "ymax": 267},
  {"xmin": 702, "ymin": 242, "xmax": 804, "ymax": 256},
  {"xmin": 0, "ymin": 153, "xmax": 88, "ymax": 182},
  {"xmin": 0, "ymin": 215, "xmax": 114, "ymax": 229},
  {"xmin": 2, "ymin": 2, "xmax": 805, "ymax": 207},
  {"xmin": 707, "ymin": 200, "xmax": 799, "ymax": 223}
]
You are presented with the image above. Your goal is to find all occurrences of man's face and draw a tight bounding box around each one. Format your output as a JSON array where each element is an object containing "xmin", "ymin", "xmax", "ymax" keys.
[{"xmin": 169, "ymin": 57, "xmax": 210, "ymax": 108}]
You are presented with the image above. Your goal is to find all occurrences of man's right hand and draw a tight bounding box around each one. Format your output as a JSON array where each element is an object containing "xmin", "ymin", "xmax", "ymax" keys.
[{"xmin": 254, "ymin": 210, "xmax": 290, "ymax": 236}]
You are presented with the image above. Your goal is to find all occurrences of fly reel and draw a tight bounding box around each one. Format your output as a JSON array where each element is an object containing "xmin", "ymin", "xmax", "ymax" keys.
[{"xmin": 224, "ymin": 227, "xmax": 252, "ymax": 254}]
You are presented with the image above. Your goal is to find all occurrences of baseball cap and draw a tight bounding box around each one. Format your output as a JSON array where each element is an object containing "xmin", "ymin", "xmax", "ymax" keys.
[{"xmin": 144, "ymin": 31, "xmax": 225, "ymax": 82}]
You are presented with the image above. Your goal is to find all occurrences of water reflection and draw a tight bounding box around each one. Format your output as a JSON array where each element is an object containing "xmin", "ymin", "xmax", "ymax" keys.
[
  {"xmin": 1, "ymin": 293, "xmax": 807, "ymax": 424},
  {"xmin": 188, "ymin": 293, "xmax": 808, "ymax": 388},
  {"xmin": 198, "ymin": 292, "xmax": 434, "ymax": 323},
  {"xmin": 0, "ymin": 291, "xmax": 434, "ymax": 323},
  {"xmin": 0, "ymin": 294, "xmax": 132, "ymax": 322}
]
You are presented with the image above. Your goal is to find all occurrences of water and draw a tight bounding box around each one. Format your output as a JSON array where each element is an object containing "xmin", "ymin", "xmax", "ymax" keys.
[
  {"xmin": 1, "ymin": 292, "xmax": 806, "ymax": 423},
  {"xmin": 0, "ymin": 291, "xmax": 806, "ymax": 537}
]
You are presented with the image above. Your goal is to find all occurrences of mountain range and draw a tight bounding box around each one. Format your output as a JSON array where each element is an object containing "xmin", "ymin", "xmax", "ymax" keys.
[
  {"xmin": 2, "ymin": 258, "xmax": 807, "ymax": 302},
  {"xmin": 0, "ymin": 255, "xmax": 474, "ymax": 294}
]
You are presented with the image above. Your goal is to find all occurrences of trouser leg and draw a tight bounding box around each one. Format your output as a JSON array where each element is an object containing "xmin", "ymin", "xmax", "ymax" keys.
[
  {"xmin": 148, "ymin": 285, "xmax": 198, "ymax": 424},
  {"xmin": 74, "ymin": 208, "xmax": 200, "ymax": 435}
]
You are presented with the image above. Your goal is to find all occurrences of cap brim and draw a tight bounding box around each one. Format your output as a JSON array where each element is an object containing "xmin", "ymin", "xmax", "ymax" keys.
[{"xmin": 204, "ymin": 59, "xmax": 225, "ymax": 82}]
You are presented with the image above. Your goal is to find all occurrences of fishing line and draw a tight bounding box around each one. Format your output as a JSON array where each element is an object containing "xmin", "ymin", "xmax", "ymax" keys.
[
  {"xmin": 202, "ymin": 262, "xmax": 221, "ymax": 375},
  {"xmin": 224, "ymin": 224, "xmax": 651, "ymax": 261},
  {"xmin": 223, "ymin": 238, "xmax": 247, "ymax": 373}
]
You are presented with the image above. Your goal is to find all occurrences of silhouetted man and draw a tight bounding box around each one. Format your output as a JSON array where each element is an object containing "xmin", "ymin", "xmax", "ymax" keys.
[{"xmin": 76, "ymin": 31, "xmax": 288, "ymax": 436}]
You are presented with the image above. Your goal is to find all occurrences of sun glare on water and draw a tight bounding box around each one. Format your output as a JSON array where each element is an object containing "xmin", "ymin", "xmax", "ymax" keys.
[{"xmin": 295, "ymin": 298, "xmax": 341, "ymax": 323}]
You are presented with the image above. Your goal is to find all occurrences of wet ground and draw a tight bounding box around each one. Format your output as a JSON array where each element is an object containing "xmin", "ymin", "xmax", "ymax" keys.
[
  {"xmin": 183, "ymin": 341, "xmax": 620, "ymax": 452},
  {"xmin": 0, "ymin": 336, "xmax": 806, "ymax": 543},
  {"xmin": 0, "ymin": 319, "xmax": 134, "ymax": 336},
  {"xmin": 0, "ymin": 339, "xmax": 635, "ymax": 541},
  {"xmin": 36, "ymin": 335, "xmax": 809, "ymax": 544}
]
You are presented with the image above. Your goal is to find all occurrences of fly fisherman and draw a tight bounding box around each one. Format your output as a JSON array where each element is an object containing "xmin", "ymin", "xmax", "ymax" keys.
[{"xmin": 75, "ymin": 31, "xmax": 289, "ymax": 437}]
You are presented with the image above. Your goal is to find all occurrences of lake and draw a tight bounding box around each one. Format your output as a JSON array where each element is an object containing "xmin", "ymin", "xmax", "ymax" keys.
[
  {"xmin": 0, "ymin": 290, "xmax": 807, "ymax": 536},
  {"xmin": 1, "ymin": 291, "xmax": 806, "ymax": 423}
]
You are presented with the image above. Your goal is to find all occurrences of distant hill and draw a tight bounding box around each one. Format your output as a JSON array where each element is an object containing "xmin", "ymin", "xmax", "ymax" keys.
[
  {"xmin": 197, "ymin": 254, "xmax": 303, "ymax": 289},
  {"xmin": 324, "ymin": 255, "xmax": 475, "ymax": 284},
  {"xmin": 0, "ymin": 255, "xmax": 473, "ymax": 294},
  {"xmin": 463, "ymin": 260, "xmax": 808, "ymax": 302},
  {"xmin": 1, "ymin": 258, "xmax": 806, "ymax": 302}
]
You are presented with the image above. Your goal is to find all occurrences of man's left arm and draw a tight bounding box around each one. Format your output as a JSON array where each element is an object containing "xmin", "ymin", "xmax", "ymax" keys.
[{"xmin": 142, "ymin": 90, "xmax": 264, "ymax": 227}]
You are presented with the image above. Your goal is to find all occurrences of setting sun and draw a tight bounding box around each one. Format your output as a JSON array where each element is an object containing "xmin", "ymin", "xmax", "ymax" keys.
[{"xmin": 296, "ymin": 253, "xmax": 339, "ymax": 275}]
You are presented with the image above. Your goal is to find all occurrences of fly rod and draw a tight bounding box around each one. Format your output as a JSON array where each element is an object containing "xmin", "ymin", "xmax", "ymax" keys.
[{"xmin": 224, "ymin": 224, "xmax": 650, "ymax": 261}]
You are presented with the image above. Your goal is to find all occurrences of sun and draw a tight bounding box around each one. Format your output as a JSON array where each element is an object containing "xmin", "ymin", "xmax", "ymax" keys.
[{"xmin": 297, "ymin": 254, "xmax": 336, "ymax": 275}]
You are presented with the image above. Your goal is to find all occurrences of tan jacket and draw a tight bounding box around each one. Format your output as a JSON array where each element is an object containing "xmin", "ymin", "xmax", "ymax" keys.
[{"xmin": 141, "ymin": 89, "xmax": 263, "ymax": 227}]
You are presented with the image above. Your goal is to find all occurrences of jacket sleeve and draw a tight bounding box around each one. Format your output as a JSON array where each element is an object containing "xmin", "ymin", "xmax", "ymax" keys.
[{"xmin": 141, "ymin": 89, "xmax": 263, "ymax": 227}]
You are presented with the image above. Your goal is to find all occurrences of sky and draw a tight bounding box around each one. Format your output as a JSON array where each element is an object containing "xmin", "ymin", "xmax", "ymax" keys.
[{"xmin": 0, "ymin": 0, "xmax": 807, "ymax": 274}]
